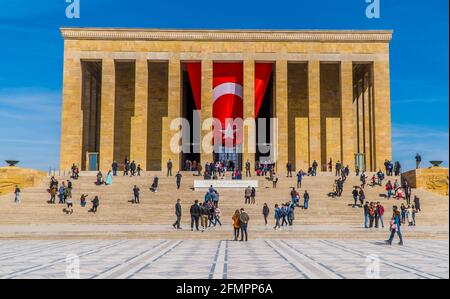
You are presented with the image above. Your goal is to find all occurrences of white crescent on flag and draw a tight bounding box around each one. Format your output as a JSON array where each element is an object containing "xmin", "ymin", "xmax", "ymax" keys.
[{"xmin": 212, "ymin": 82, "xmax": 243, "ymax": 103}]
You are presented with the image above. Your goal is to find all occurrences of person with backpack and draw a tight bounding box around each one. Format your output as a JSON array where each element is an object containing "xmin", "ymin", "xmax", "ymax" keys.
[{"xmin": 280, "ymin": 204, "xmax": 288, "ymax": 226}]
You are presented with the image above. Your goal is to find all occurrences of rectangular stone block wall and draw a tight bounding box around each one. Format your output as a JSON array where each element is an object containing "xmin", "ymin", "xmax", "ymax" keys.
[
  {"xmin": 113, "ymin": 62, "xmax": 136, "ymax": 168},
  {"xmin": 147, "ymin": 61, "xmax": 168, "ymax": 170},
  {"xmin": 320, "ymin": 63, "xmax": 341, "ymax": 170},
  {"xmin": 288, "ymin": 63, "xmax": 308, "ymax": 171}
]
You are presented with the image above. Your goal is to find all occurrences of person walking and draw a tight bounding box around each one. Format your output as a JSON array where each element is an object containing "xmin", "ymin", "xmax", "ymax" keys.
[
  {"xmin": 352, "ymin": 187, "xmax": 359, "ymax": 207},
  {"xmin": 262, "ymin": 203, "xmax": 270, "ymax": 225},
  {"xmin": 14, "ymin": 185, "xmax": 20, "ymax": 204},
  {"xmin": 189, "ymin": 200, "xmax": 201, "ymax": 231},
  {"xmin": 414, "ymin": 195, "xmax": 421, "ymax": 212},
  {"xmin": 272, "ymin": 174, "xmax": 278, "ymax": 188},
  {"xmin": 175, "ymin": 171, "xmax": 182, "ymax": 189},
  {"xmin": 286, "ymin": 161, "xmax": 293, "ymax": 177},
  {"xmin": 273, "ymin": 204, "xmax": 281, "ymax": 230},
  {"xmin": 232, "ymin": 210, "xmax": 241, "ymax": 241},
  {"xmin": 239, "ymin": 208, "xmax": 250, "ymax": 241},
  {"xmin": 173, "ymin": 198, "xmax": 182, "ymax": 229},
  {"xmin": 133, "ymin": 185, "xmax": 140, "ymax": 204},
  {"xmin": 386, "ymin": 205, "xmax": 404, "ymax": 245},
  {"xmin": 312, "ymin": 160, "xmax": 318, "ymax": 176},
  {"xmin": 335, "ymin": 160, "xmax": 341, "ymax": 177},
  {"xmin": 90, "ymin": 196, "xmax": 99, "ymax": 213},
  {"xmin": 200, "ymin": 203, "xmax": 209, "ymax": 232}
]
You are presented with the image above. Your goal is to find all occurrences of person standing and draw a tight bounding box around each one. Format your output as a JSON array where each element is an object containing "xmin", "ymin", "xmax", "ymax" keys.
[
  {"xmin": 286, "ymin": 161, "xmax": 292, "ymax": 177},
  {"xmin": 133, "ymin": 185, "xmax": 140, "ymax": 204},
  {"xmin": 105, "ymin": 170, "xmax": 113, "ymax": 186},
  {"xmin": 335, "ymin": 160, "xmax": 341, "ymax": 177},
  {"xmin": 262, "ymin": 203, "xmax": 270, "ymax": 225},
  {"xmin": 200, "ymin": 203, "xmax": 209, "ymax": 232},
  {"xmin": 189, "ymin": 200, "xmax": 201, "ymax": 231},
  {"xmin": 250, "ymin": 187, "xmax": 256, "ymax": 204},
  {"xmin": 386, "ymin": 205, "xmax": 404, "ymax": 245},
  {"xmin": 167, "ymin": 159, "xmax": 173, "ymax": 176},
  {"xmin": 312, "ymin": 160, "xmax": 318, "ymax": 176},
  {"xmin": 363, "ymin": 202, "xmax": 370, "ymax": 228},
  {"xmin": 245, "ymin": 160, "xmax": 251, "ymax": 177},
  {"xmin": 414, "ymin": 195, "xmax": 421, "ymax": 212},
  {"xmin": 415, "ymin": 153, "xmax": 422, "ymax": 169},
  {"xmin": 272, "ymin": 174, "xmax": 278, "ymax": 188},
  {"xmin": 175, "ymin": 171, "xmax": 182, "ymax": 189},
  {"xmin": 112, "ymin": 160, "xmax": 118, "ymax": 176},
  {"xmin": 303, "ymin": 190, "xmax": 310, "ymax": 210},
  {"xmin": 136, "ymin": 164, "xmax": 142, "ymax": 176},
  {"xmin": 296, "ymin": 170, "xmax": 303, "ymax": 189},
  {"xmin": 232, "ymin": 210, "xmax": 241, "ymax": 241},
  {"xmin": 244, "ymin": 186, "xmax": 252, "ymax": 204},
  {"xmin": 352, "ymin": 187, "xmax": 359, "ymax": 207},
  {"xmin": 377, "ymin": 202, "xmax": 385, "ymax": 228},
  {"xmin": 14, "ymin": 185, "xmax": 20, "ymax": 204},
  {"xmin": 239, "ymin": 208, "xmax": 250, "ymax": 241},
  {"xmin": 173, "ymin": 198, "xmax": 182, "ymax": 229}
]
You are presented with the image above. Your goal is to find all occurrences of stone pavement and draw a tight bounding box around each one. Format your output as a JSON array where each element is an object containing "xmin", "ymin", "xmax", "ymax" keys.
[{"xmin": 0, "ymin": 239, "xmax": 447, "ymax": 279}]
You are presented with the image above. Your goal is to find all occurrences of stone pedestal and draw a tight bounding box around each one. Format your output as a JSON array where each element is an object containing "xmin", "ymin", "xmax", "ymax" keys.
[
  {"xmin": 0, "ymin": 167, "xmax": 47, "ymax": 196},
  {"xmin": 402, "ymin": 167, "xmax": 449, "ymax": 196}
]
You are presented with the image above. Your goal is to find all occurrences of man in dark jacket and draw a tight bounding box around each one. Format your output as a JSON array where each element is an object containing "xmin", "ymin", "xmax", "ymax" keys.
[
  {"xmin": 112, "ymin": 161, "xmax": 118, "ymax": 176},
  {"xmin": 133, "ymin": 185, "xmax": 140, "ymax": 204},
  {"xmin": 239, "ymin": 208, "xmax": 250, "ymax": 241},
  {"xmin": 363, "ymin": 202, "xmax": 370, "ymax": 228},
  {"xmin": 190, "ymin": 200, "xmax": 201, "ymax": 231},
  {"xmin": 173, "ymin": 198, "xmax": 182, "ymax": 229}
]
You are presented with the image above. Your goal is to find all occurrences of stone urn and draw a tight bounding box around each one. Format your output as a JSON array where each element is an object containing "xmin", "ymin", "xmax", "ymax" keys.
[
  {"xmin": 429, "ymin": 161, "xmax": 443, "ymax": 167},
  {"xmin": 5, "ymin": 160, "xmax": 19, "ymax": 167}
]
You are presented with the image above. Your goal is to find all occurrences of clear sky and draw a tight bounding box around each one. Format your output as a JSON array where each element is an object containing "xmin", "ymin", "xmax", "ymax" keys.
[{"xmin": 0, "ymin": 0, "xmax": 448, "ymax": 171}]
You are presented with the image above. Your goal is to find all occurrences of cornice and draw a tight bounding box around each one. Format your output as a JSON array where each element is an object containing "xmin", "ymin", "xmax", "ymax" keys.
[{"xmin": 60, "ymin": 28, "xmax": 393, "ymax": 42}]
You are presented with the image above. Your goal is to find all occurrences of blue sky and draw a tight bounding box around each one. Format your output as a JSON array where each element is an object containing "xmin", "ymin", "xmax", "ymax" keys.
[{"xmin": 0, "ymin": 0, "xmax": 448, "ymax": 171}]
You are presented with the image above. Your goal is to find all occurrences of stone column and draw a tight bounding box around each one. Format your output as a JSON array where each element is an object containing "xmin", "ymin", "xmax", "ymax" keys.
[
  {"xmin": 161, "ymin": 58, "xmax": 181, "ymax": 171},
  {"xmin": 243, "ymin": 59, "xmax": 255, "ymax": 169},
  {"xmin": 275, "ymin": 59, "xmax": 288, "ymax": 172},
  {"xmin": 308, "ymin": 60, "xmax": 321, "ymax": 171},
  {"xmin": 130, "ymin": 59, "xmax": 148, "ymax": 170},
  {"xmin": 373, "ymin": 60, "xmax": 392, "ymax": 170},
  {"xmin": 363, "ymin": 72, "xmax": 372, "ymax": 171},
  {"xmin": 99, "ymin": 59, "xmax": 115, "ymax": 171},
  {"xmin": 201, "ymin": 59, "xmax": 213, "ymax": 164},
  {"xmin": 340, "ymin": 61, "xmax": 355, "ymax": 170},
  {"xmin": 60, "ymin": 58, "xmax": 82, "ymax": 171}
]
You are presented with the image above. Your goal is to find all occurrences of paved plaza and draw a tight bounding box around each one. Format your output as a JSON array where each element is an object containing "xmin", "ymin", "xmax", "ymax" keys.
[{"xmin": 0, "ymin": 239, "xmax": 447, "ymax": 279}]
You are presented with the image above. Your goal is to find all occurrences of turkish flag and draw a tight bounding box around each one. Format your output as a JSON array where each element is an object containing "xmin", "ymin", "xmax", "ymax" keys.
[{"xmin": 213, "ymin": 62, "xmax": 243, "ymax": 146}]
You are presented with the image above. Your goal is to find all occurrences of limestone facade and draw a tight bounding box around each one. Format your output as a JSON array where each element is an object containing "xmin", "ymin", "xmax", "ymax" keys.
[{"xmin": 60, "ymin": 28, "xmax": 393, "ymax": 172}]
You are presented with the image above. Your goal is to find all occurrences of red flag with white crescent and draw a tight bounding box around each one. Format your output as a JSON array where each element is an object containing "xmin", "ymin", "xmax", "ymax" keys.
[{"xmin": 212, "ymin": 62, "xmax": 243, "ymax": 146}]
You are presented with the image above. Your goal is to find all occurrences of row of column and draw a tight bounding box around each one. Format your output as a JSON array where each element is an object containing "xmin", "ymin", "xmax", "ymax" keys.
[{"xmin": 60, "ymin": 57, "xmax": 391, "ymax": 172}]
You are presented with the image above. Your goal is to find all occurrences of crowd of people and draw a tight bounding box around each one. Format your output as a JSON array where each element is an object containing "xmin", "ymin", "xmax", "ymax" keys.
[{"xmin": 9, "ymin": 153, "xmax": 427, "ymax": 245}]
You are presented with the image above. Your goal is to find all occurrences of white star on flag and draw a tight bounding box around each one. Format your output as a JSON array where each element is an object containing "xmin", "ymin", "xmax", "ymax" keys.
[{"xmin": 221, "ymin": 123, "xmax": 238, "ymax": 139}]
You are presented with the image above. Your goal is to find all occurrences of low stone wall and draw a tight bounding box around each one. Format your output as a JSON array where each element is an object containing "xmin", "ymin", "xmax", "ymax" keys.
[
  {"xmin": 0, "ymin": 167, "xmax": 47, "ymax": 196},
  {"xmin": 402, "ymin": 167, "xmax": 449, "ymax": 196}
]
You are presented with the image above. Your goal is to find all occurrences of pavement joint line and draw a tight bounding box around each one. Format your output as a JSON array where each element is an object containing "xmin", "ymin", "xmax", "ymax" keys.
[
  {"xmin": 1, "ymin": 240, "xmax": 127, "ymax": 279},
  {"xmin": 123, "ymin": 240, "xmax": 184, "ymax": 279},
  {"xmin": 264, "ymin": 240, "xmax": 308, "ymax": 279},
  {"xmin": 0, "ymin": 240, "xmax": 74, "ymax": 261},
  {"xmin": 320, "ymin": 240, "xmax": 445, "ymax": 279},
  {"xmin": 279, "ymin": 240, "xmax": 344, "ymax": 279},
  {"xmin": 91, "ymin": 240, "xmax": 169, "ymax": 279}
]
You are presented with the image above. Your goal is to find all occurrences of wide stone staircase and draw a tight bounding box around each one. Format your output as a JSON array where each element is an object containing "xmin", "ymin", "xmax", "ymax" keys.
[{"xmin": 0, "ymin": 171, "xmax": 448, "ymax": 240}]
